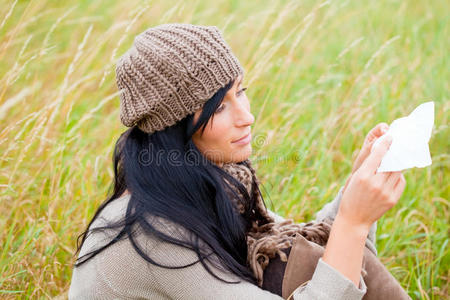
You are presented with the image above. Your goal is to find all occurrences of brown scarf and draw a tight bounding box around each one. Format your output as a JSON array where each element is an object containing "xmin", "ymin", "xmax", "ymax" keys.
[{"xmin": 221, "ymin": 158, "xmax": 333, "ymax": 287}]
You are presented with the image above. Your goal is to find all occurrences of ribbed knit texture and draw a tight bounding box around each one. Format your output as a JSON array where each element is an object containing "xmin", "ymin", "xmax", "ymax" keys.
[{"xmin": 115, "ymin": 23, "xmax": 244, "ymax": 134}]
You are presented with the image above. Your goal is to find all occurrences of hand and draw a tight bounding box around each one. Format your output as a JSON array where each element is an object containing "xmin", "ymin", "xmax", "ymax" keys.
[
  {"xmin": 343, "ymin": 123, "xmax": 390, "ymax": 193},
  {"xmin": 338, "ymin": 135, "xmax": 406, "ymax": 230}
]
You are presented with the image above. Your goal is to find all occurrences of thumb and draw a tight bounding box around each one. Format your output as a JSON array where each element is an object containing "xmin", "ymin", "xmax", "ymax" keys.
[{"xmin": 361, "ymin": 134, "xmax": 393, "ymax": 173}]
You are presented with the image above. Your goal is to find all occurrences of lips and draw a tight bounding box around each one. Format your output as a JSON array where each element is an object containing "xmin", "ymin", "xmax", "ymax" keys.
[{"xmin": 232, "ymin": 132, "xmax": 251, "ymax": 143}]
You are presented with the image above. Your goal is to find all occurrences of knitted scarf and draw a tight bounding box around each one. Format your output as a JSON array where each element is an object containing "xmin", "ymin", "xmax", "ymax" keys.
[{"xmin": 221, "ymin": 158, "xmax": 333, "ymax": 287}]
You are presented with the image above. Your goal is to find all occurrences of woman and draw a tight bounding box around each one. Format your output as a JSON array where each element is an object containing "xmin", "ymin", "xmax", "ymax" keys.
[{"xmin": 69, "ymin": 23, "xmax": 407, "ymax": 299}]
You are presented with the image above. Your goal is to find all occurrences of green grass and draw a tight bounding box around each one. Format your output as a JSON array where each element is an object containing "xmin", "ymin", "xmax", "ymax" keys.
[{"xmin": 0, "ymin": 0, "xmax": 448, "ymax": 298}]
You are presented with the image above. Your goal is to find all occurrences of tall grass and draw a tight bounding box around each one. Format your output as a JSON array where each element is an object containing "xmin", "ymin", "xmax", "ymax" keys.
[{"xmin": 0, "ymin": 0, "xmax": 448, "ymax": 298}]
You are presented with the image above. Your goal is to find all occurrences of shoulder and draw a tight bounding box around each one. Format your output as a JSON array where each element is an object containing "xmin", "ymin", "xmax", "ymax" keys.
[
  {"xmin": 78, "ymin": 192, "xmax": 199, "ymax": 261},
  {"xmin": 70, "ymin": 193, "xmax": 200, "ymax": 299},
  {"xmin": 69, "ymin": 224, "xmax": 172, "ymax": 299},
  {"xmin": 78, "ymin": 193, "xmax": 131, "ymax": 258}
]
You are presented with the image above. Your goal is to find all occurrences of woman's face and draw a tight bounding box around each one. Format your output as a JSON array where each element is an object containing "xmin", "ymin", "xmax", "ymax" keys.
[{"xmin": 192, "ymin": 74, "xmax": 254, "ymax": 166}]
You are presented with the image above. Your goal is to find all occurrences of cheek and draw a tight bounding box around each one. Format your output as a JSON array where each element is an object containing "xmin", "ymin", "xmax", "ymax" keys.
[{"xmin": 202, "ymin": 116, "xmax": 232, "ymax": 148}]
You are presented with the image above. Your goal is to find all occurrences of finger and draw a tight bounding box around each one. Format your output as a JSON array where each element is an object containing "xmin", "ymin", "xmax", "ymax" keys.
[
  {"xmin": 393, "ymin": 174, "xmax": 406, "ymax": 198},
  {"xmin": 373, "ymin": 169, "xmax": 392, "ymax": 184},
  {"xmin": 361, "ymin": 134, "xmax": 393, "ymax": 173},
  {"xmin": 355, "ymin": 134, "xmax": 383, "ymax": 171},
  {"xmin": 385, "ymin": 171, "xmax": 402, "ymax": 188},
  {"xmin": 356, "ymin": 123, "xmax": 389, "ymax": 171},
  {"xmin": 394, "ymin": 173, "xmax": 405, "ymax": 188},
  {"xmin": 364, "ymin": 123, "xmax": 389, "ymax": 145},
  {"xmin": 353, "ymin": 144, "xmax": 371, "ymax": 172},
  {"xmin": 366, "ymin": 137, "xmax": 378, "ymax": 152}
]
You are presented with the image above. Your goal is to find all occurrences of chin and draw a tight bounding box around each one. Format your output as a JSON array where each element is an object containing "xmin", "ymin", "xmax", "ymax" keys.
[{"xmin": 229, "ymin": 145, "xmax": 252, "ymax": 163}]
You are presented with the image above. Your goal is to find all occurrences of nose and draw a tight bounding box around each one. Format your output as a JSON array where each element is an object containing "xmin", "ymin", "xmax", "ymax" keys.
[{"xmin": 234, "ymin": 101, "xmax": 254, "ymax": 127}]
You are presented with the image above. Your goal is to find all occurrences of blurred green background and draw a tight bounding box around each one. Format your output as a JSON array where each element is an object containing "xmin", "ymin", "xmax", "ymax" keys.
[{"xmin": 0, "ymin": 0, "xmax": 448, "ymax": 298}]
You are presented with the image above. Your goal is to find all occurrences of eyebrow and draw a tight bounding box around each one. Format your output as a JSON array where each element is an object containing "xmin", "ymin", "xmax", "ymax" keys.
[{"xmin": 238, "ymin": 76, "xmax": 244, "ymax": 85}]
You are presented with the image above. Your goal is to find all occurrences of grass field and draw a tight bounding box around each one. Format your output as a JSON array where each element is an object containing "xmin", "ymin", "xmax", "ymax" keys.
[{"xmin": 0, "ymin": 0, "xmax": 448, "ymax": 298}]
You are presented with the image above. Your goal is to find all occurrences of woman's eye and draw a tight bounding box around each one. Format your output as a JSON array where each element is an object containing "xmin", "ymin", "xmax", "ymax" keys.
[
  {"xmin": 215, "ymin": 87, "xmax": 248, "ymax": 114},
  {"xmin": 215, "ymin": 104, "xmax": 225, "ymax": 113},
  {"xmin": 237, "ymin": 87, "xmax": 248, "ymax": 96}
]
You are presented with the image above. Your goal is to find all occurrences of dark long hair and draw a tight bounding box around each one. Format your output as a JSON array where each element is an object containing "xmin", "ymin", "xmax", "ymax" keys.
[{"xmin": 74, "ymin": 78, "xmax": 264, "ymax": 284}]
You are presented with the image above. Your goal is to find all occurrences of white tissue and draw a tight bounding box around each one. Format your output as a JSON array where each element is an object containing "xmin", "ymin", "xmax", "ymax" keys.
[{"xmin": 371, "ymin": 101, "xmax": 434, "ymax": 173}]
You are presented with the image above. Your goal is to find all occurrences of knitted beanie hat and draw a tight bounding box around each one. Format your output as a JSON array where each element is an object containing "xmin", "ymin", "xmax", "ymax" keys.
[{"xmin": 115, "ymin": 23, "xmax": 245, "ymax": 134}]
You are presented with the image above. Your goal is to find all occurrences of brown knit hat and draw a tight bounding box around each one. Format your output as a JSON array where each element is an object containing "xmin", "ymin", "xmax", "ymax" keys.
[{"xmin": 115, "ymin": 23, "xmax": 245, "ymax": 134}]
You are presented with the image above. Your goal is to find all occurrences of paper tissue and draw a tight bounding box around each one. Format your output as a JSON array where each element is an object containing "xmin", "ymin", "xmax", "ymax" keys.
[{"xmin": 371, "ymin": 101, "xmax": 434, "ymax": 173}]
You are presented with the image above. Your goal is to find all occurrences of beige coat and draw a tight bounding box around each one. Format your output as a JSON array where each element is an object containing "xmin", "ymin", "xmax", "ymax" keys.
[{"xmin": 69, "ymin": 187, "xmax": 379, "ymax": 299}]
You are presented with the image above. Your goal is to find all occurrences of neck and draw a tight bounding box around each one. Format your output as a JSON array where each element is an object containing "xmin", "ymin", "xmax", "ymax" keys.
[{"xmin": 209, "ymin": 158, "xmax": 224, "ymax": 168}]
